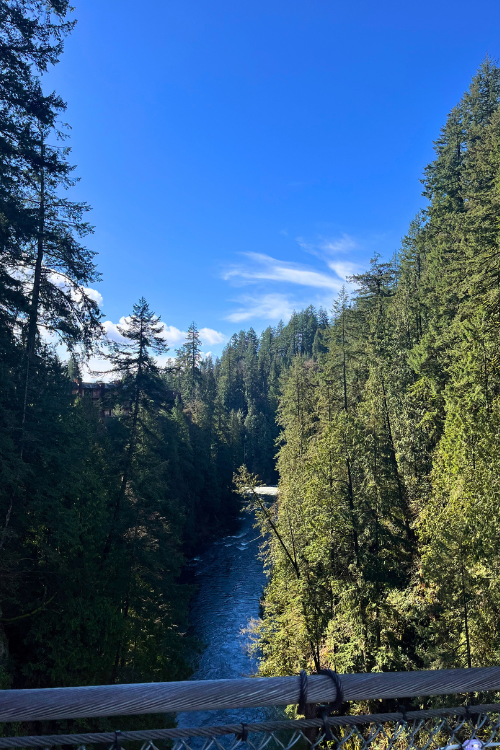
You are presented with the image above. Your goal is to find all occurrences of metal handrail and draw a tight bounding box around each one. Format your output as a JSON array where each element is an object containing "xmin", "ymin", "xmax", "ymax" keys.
[
  {"xmin": 1, "ymin": 667, "xmax": 500, "ymax": 723},
  {"xmin": 0, "ymin": 703, "xmax": 499, "ymax": 748}
]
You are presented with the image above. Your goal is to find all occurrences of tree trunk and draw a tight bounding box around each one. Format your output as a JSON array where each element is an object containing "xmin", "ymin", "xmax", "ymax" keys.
[{"xmin": 21, "ymin": 135, "xmax": 46, "ymax": 441}]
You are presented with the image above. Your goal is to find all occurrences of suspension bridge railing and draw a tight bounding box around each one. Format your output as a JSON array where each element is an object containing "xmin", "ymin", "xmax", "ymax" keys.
[{"xmin": 1, "ymin": 667, "xmax": 500, "ymax": 750}]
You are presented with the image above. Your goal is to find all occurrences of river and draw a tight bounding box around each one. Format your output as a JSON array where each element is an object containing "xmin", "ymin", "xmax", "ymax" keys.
[{"xmin": 176, "ymin": 488, "xmax": 277, "ymax": 732}]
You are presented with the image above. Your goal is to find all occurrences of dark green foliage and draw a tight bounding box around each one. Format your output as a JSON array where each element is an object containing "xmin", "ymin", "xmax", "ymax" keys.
[
  {"xmin": 0, "ymin": 0, "xmax": 101, "ymax": 359},
  {"xmin": 241, "ymin": 57, "xmax": 500, "ymax": 683},
  {"xmin": 0, "ymin": 0, "xmax": 245, "ymax": 693},
  {"xmin": 175, "ymin": 322, "xmax": 202, "ymax": 400}
]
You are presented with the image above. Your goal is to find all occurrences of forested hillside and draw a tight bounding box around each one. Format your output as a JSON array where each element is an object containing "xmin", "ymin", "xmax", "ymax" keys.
[
  {"xmin": 0, "ymin": 0, "xmax": 329, "ymax": 687},
  {"xmin": 241, "ymin": 57, "xmax": 500, "ymax": 680}
]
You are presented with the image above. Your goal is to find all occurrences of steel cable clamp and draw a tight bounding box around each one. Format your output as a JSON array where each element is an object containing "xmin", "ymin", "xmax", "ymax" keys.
[
  {"xmin": 298, "ymin": 668, "xmax": 345, "ymax": 740},
  {"xmin": 235, "ymin": 722, "xmax": 248, "ymax": 742}
]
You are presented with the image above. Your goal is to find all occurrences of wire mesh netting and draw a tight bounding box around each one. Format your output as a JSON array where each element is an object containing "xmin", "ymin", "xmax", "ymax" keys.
[
  {"xmin": 2, "ymin": 706, "xmax": 500, "ymax": 750},
  {"xmin": 169, "ymin": 710, "xmax": 500, "ymax": 750}
]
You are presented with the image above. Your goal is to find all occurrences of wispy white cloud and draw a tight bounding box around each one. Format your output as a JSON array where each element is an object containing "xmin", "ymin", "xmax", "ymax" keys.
[
  {"xmin": 295, "ymin": 235, "xmax": 365, "ymax": 280},
  {"xmin": 161, "ymin": 325, "xmax": 186, "ymax": 345},
  {"xmin": 103, "ymin": 318, "xmax": 129, "ymax": 344},
  {"xmin": 48, "ymin": 272, "xmax": 103, "ymax": 307},
  {"xmin": 294, "ymin": 234, "xmax": 364, "ymax": 280},
  {"xmin": 82, "ymin": 287, "xmax": 104, "ymax": 306},
  {"xmin": 161, "ymin": 326, "xmax": 225, "ymax": 347},
  {"xmin": 220, "ymin": 235, "xmax": 366, "ymax": 323},
  {"xmin": 294, "ymin": 237, "xmax": 315, "ymax": 254},
  {"xmin": 200, "ymin": 327, "xmax": 225, "ymax": 345},
  {"xmin": 103, "ymin": 319, "xmax": 225, "ymax": 349},
  {"xmin": 223, "ymin": 252, "xmax": 344, "ymax": 292},
  {"xmin": 296, "ymin": 233, "xmax": 358, "ymax": 258},
  {"xmin": 319, "ymin": 234, "xmax": 358, "ymax": 254},
  {"xmin": 225, "ymin": 293, "xmax": 294, "ymax": 323},
  {"xmin": 327, "ymin": 260, "xmax": 363, "ymax": 279}
]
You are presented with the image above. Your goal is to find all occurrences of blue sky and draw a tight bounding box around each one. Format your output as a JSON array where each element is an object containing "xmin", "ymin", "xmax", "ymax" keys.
[{"xmin": 46, "ymin": 0, "xmax": 500, "ymax": 359}]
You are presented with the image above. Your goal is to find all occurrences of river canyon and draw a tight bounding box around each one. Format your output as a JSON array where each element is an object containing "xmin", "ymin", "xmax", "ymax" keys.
[{"xmin": 177, "ymin": 488, "xmax": 277, "ymax": 730}]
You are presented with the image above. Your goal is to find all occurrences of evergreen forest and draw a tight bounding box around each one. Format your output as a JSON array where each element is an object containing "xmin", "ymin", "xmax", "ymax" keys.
[{"xmin": 2, "ymin": 0, "xmax": 500, "ymax": 705}]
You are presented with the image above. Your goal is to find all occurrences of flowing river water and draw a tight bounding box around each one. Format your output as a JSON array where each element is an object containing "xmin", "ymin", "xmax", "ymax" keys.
[{"xmin": 176, "ymin": 488, "xmax": 278, "ymax": 732}]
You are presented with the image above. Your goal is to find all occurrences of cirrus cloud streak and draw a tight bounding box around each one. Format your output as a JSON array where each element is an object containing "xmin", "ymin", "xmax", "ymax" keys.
[
  {"xmin": 225, "ymin": 293, "xmax": 294, "ymax": 323},
  {"xmin": 221, "ymin": 240, "xmax": 365, "ymax": 324},
  {"xmin": 223, "ymin": 252, "xmax": 345, "ymax": 291}
]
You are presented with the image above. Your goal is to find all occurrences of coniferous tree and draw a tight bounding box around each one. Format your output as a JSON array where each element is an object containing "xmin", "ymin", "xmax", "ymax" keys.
[
  {"xmin": 0, "ymin": 0, "xmax": 75, "ymax": 337},
  {"xmin": 248, "ymin": 57, "xmax": 500, "ymax": 685},
  {"xmin": 102, "ymin": 297, "xmax": 169, "ymax": 547},
  {"xmin": 175, "ymin": 322, "xmax": 202, "ymax": 400}
]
